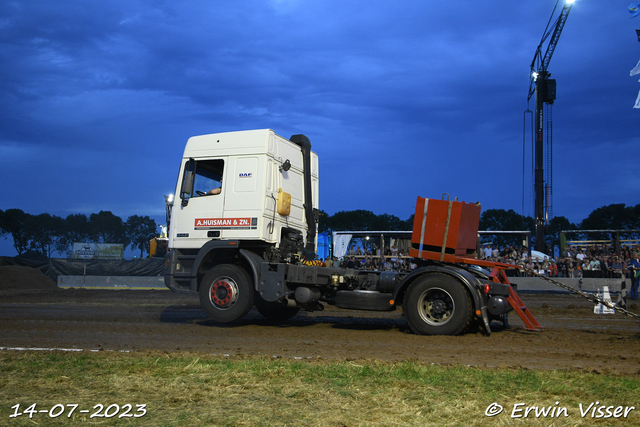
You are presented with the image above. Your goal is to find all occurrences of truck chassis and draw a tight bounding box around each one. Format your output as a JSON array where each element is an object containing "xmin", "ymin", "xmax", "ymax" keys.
[{"xmin": 165, "ymin": 243, "xmax": 515, "ymax": 335}]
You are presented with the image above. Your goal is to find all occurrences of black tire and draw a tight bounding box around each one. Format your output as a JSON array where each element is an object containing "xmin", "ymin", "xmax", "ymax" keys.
[
  {"xmin": 403, "ymin": 273, "xmax": 472, "ymax": 335},
  {"xmin": 199, "ymin": 264, "xmax": 254, "ymax": 323},
  {"xmin": 254, "ymin": 295, "xmax": 301, "ymax": 322}
]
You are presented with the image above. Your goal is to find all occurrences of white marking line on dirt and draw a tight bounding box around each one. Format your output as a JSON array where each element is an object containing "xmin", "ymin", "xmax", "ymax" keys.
[
  {"xmin": 1, "ymin": 348, "xmax": 379, "ymax": 362},
  {"xmin": 0, "ymin": 347, "xmax": 130, "ymax": 353}
]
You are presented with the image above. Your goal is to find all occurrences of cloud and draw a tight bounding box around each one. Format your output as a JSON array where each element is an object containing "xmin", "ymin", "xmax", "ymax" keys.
[{"xmin": 1, "ymin": 0, "xmax": 639, "ymax": 255}]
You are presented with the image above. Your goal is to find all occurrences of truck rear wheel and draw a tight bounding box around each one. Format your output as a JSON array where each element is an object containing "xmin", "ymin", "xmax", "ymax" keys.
[
  {"xmin": 199, "ymin": 264, "xmax": 254, "ymax": 323},
  {"xmin": 403, "ymin": 273, "xmax": 472, "ymax": 335}
]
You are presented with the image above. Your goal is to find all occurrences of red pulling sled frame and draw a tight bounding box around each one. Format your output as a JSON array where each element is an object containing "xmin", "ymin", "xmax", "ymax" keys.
[{"xmin": 409, "ymin": 195, "xmax": 542, "ymax": 331}]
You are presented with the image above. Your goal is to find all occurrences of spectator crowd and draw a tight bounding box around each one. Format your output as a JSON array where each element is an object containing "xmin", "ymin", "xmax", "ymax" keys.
[
  {"xmin": 478, "ymin": 243, "xmax": 640, "ymax": 279},
  {"xmin": 321, "ymin": 243, "xmax": 417, "ymax": 272},
  {"xmin": 319, "ymin": 241, "xmax": 640, "ymax": 280}
]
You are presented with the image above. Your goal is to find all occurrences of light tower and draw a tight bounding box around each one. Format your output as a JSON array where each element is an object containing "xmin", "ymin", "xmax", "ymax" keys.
[{"xmin": 527, "ymin": 0, "xmax": 574, "ymax": 252}]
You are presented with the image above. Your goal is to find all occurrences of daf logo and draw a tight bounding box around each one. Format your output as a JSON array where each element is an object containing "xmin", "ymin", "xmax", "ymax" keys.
[{"xmin": 239, "ymin": 172, "xmax": 252, "ymax": 178}]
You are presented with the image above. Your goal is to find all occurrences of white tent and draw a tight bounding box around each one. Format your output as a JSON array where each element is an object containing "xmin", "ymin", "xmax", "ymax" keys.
[{"xmin": 529, "ymin": 250, "xmax": 551, "ymax": 262}]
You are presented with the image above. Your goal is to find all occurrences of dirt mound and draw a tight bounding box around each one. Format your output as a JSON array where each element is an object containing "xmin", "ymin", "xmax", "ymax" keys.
[{"xmin": 0, "ymin": 265, "xmax": 58, "ymax": 293}]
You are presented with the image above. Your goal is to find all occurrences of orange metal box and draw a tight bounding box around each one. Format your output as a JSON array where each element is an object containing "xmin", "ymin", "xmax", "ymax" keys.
[{"xmin": 409, "ymin": 196, "xmax": 481, "ymax": 262}]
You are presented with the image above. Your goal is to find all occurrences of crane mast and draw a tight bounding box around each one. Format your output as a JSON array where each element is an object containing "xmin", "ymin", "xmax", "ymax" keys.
[{"xmin": 528, "ymin": 0, "xmax": 573, "ymax": 253}]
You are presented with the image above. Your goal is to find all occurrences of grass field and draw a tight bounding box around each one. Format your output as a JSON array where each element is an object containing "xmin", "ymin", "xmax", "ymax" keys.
[{"xmin": 1, "ymin": 351, "xmax": 639, "ymax": 426}]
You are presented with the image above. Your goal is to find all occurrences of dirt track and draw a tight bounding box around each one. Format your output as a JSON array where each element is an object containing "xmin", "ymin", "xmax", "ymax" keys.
[{"xmin": 1, "ymin": 266, "xmax": 640, "ymax": 374}]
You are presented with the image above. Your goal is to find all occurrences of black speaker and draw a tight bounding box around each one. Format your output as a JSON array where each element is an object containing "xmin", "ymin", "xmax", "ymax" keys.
[{"xmin": 544, "ymin": 79, "xmax": 556, "ymax": 103}]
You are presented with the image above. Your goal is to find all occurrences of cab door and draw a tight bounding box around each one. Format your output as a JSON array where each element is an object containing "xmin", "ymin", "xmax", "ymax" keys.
[{"xmin": 173, "ymin": 158, "xmax": 227, "ymax": 248}]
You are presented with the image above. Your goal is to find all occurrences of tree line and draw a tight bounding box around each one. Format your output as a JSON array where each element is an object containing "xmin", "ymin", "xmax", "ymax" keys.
[
  {"xmin": 479, "ymin": 203, "xmax": 640, "ymax": 249},
  {"xmin": 3, "ymin": 203, "xmax": 638, "ymax": 258},
  {"xmin": 318, "ymin": 209, "xmax": 413, "ymax": 233},
  {"xmin": 0, "ymin": 209, "xmax": 158, "ymax": 258}
]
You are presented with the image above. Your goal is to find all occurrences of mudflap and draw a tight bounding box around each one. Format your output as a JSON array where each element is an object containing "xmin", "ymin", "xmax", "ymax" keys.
[{"xmin": 480, "ymin": 305, "xmax": 491, "ymax": 336}]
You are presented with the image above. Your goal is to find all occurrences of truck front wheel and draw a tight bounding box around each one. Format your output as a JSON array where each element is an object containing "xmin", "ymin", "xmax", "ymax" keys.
[
  {"xmin": 199, "ymin": 264, "xmax": 254, "ymax": 323},
  {"xmin": 403, "ymin": 273, "xmax": 472, "ymax": 335}
]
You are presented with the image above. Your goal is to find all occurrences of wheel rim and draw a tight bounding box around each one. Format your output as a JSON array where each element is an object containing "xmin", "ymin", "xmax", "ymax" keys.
[
  {"xmin": 209, "ymin": 276, "xmax": 239, "ymax": 309},
  {"xmin": 416, "ymin": 287, "xmax": 455, "ymax": 326}
]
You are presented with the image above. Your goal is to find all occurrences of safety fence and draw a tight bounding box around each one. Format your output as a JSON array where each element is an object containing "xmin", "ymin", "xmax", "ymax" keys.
[{"xmin": 0, "ymin": 256, "xmax": 165, "ymax": 281}]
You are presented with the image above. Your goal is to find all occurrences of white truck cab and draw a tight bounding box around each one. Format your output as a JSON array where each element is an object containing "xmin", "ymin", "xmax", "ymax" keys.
[{"xmin": 169, "ymin": 129, "xmax": 318, "ymax": 252}]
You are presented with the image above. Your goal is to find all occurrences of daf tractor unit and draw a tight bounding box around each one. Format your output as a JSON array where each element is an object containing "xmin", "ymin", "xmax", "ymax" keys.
[{"xmin": 164, "ymin": 129, "xmax": 519, "ymax": 335}]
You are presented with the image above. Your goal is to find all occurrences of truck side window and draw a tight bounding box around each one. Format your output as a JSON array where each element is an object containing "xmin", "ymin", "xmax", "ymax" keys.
[{"xmin": 191, "ymin": 159, "xmax": 224, "ymax": 197}]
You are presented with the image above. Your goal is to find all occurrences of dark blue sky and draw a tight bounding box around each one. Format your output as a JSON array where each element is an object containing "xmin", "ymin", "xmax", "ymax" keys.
[{"xmin": 1, "ymin": 1, "xmax": 639, "ymax": 255}]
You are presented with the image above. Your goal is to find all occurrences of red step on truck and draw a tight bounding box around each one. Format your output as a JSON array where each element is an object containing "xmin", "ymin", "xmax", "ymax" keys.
[{"xmin": 164, "ymin": 129, "xmax": 524, "ymax": 335}]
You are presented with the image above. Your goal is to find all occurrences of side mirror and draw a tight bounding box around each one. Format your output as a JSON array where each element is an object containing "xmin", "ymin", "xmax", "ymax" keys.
[
  {"xmin": 280, "ymin": 159, "xmax": 291, "ymax": 172},
  {"xmin": 181, "ymin": 170, "xmax": 193, "ymax": 207}
]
